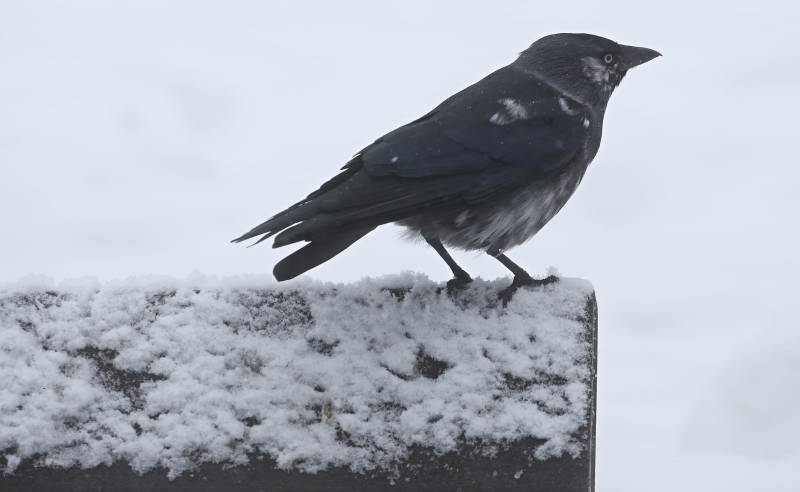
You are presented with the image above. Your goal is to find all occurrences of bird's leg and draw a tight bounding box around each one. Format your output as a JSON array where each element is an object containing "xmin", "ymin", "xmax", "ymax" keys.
[
  {"xmin": 424, "ymin": 236, "xmax": 472, "ymax": 292},
  {"xmin": 486, "ymin": 248, "xmax": 558, "ymax": 305}
]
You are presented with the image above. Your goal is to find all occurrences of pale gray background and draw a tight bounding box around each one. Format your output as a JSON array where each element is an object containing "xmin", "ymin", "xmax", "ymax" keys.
[{"xmin": 1, "ymin": 1, "xmax": 798, "ymax": 490}]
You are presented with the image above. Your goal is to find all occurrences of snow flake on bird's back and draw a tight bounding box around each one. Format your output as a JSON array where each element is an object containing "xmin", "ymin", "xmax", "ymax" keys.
[
  {"xmin": 558, "ymin": 97, "xmax": 580, "ymax": 116},
  {"xmin": 489, "ymin": 98, "xmax": 530, "ymax": 125}
]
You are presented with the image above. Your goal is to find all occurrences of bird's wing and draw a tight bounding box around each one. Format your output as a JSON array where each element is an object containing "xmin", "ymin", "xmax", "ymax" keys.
[
  {"xmin": 317, "ymin": 69, "xmax": 588, "ymax": 214},
  {"xmin": 362, "ymin": 72, "xmax": 585, "ymax": 183},
  {"xmin": 269, "ymin": 74, "xmax": 587, "ymax": 245},
  {"xmin": 237, "ymin": 67, "xmax": 589, "ymax": 246}
]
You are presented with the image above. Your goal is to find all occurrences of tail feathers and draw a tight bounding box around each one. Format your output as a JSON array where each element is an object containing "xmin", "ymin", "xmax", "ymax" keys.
[
  {"xmin": 273, "ymin": 226, "xmax": 374, "ymax": 281},
  {"xmin": 231, "ymin": 205, "xmax": 314, "ymax": 244},
  {"xmin": 233, "ymin": 162, "xmax": 364, "ymax": 245},
  {"xmin": 272, "ymin": 216, "xmax": 331, "ymax": 248}
]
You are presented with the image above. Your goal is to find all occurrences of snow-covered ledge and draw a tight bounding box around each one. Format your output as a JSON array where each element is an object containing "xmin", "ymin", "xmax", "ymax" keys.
[{"xmin": 0, "ymin": 274, "xmax": 597, "ymax": 492}]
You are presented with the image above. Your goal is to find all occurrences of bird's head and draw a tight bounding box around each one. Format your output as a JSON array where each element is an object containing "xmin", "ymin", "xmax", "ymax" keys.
[{"xmin": 514, "ymin": 33, "xmax": 660, "ymax": 107}]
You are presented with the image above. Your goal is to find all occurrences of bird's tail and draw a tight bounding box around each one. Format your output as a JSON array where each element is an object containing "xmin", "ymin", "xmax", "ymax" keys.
[
  {"xmin": 272, "ymin": 226, "xmax": 374, "ymax": 281},
  {"xmin": 231, "ymin": 160, "xmax": 370, "ymax": 280},
  {"xmin": 231, "ymin": 162, "xmax": 362, "ymax": 246},
  {"xmin": 230, "ymin": 204, "xmax": 313, "ymax": 246}
]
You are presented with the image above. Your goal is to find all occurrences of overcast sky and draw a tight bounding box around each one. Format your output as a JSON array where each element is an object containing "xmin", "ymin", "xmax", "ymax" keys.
[{"xmin": 1, "ymin": 1, "xmax": 798, "ymax": 490}]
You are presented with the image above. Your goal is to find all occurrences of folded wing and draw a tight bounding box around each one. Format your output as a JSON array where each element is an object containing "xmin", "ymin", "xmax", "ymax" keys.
[{"xmin": 233, "ymin": 66, "xmax": 587, "ymax": 248}]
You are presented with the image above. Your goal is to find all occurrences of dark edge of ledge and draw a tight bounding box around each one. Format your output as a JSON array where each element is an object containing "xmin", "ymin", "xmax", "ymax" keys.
[
  {"xmin": 586, "ymin": 292, "xmax": 598, "ymax": 492},
  {"xmin": 0, "ymin": 288, "xmax": 598, "ymax": 492}
]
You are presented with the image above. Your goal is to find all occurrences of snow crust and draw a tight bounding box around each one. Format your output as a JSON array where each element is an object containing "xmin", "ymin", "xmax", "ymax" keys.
[{"xmin": 0, "ymin": 274, "xmax": 594, "ymax": 478}]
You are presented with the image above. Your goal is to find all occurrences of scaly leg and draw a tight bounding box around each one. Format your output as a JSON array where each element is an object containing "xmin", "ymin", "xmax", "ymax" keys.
[{"xmin": 424, "ymin": 236, "xmax": 472, "ymax": 291}]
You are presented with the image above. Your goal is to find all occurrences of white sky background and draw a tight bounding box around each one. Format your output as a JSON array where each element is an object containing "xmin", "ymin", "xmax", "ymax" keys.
[{"xmin": 1, "ymin": 0, "xmax": 798, "ymax": 490}]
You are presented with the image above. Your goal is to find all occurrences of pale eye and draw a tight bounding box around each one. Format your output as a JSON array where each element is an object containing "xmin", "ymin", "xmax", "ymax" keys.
[{"xmin": 603, "ymin": 54, "xmax": 614, "ymax": 64}]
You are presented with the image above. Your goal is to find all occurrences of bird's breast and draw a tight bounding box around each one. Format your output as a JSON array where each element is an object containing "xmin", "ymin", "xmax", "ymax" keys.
[{"xmin": 399, "ymin": 163, "xmax": 587, "ymax": 252}]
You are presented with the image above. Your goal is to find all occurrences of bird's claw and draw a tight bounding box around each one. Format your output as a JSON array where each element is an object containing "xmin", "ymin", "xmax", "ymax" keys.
[
  {"xmin": 499, "ymin": 274, "xmax": 558, "ymax": 306},
  {"xmin": 446, "ymin": 275, "xmax": 473, "ymax": 295}
]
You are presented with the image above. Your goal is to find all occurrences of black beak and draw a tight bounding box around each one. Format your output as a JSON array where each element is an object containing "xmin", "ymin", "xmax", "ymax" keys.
[{"xmin": 619, "ymin": 44, "xmax": 661, "ymax": 69}]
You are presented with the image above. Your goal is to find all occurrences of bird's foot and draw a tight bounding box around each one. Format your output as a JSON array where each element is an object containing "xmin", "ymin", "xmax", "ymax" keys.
[
  {"xmin": 498, "ymin": 274, "xmax": 558, "ymax": 306},
  {"xmin": 446, "ymin": 273, "xmax": 473, "ymax": 295}
]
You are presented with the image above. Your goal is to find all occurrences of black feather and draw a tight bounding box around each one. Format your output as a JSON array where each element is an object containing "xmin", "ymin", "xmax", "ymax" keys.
[{"xmin": 273, "ymin": 227, "xmax": 374, "ymax": 281}]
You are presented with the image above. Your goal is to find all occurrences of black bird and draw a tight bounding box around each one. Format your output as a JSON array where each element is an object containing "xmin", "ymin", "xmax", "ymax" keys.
[{"xmin": 233, "ymin": 33, "xmax": 660, "ymax": 301}]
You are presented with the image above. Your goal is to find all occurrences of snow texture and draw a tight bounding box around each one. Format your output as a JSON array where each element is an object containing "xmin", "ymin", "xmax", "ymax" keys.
[{"xmin": 0, "ymin": 274, "xmax": 594, "ymax": 479}]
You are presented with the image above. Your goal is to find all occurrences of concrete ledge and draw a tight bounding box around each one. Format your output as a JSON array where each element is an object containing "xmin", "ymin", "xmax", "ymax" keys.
[{"xmin": 0, "ymin": 275, "xmax": 597, "ymax": 492}]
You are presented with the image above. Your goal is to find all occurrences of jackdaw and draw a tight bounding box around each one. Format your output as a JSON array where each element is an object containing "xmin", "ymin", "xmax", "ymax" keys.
[{"xmin": 233, "ymin": 33, "xmax": 660, "ymax": 301}]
